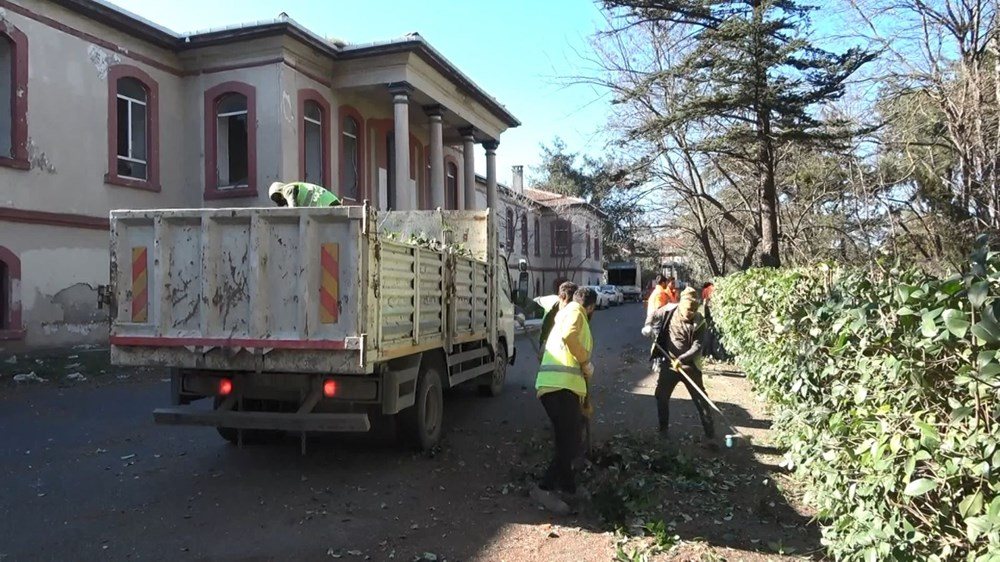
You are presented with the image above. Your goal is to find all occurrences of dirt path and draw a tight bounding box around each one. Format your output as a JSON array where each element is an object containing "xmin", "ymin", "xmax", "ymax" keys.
[{"xmin": 0, "ymin": 305, "xmax": 821, "ymax": 562}]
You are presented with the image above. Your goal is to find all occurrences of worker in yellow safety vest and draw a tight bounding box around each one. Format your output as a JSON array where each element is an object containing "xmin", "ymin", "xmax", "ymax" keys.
[{"xmin": 530, "ymin": 286, "xmax": 598, "ymax": 512}]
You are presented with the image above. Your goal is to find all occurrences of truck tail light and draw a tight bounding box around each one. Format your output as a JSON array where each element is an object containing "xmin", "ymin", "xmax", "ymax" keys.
[
  {"xmin": 218, "ymin": 378, "xmax": 233, "ymax": 396},
  {"xmin": 323, "ymin": 379, "xmax": 337, "ymax": 398}
]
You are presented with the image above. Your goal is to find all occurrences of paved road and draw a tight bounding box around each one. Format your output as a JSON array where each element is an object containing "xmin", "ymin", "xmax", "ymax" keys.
[{"xmin": 0, "ymin": 303, "xmax": 669, "ymax": 562}]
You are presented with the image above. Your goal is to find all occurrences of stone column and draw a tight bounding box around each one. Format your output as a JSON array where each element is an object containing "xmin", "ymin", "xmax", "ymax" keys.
[
  {"xmin": 389, "ymin": 82, "xmax": 413, "ymax": 210},
  {"xmin": 460, "ymin": 128, "xmax": 476, "ymax": 210},
  {"xmin": 483, "ymin": 140, "xmax": 499, "ymax": 213},
  {"xmin": 426, "ymin": 105, "xmax": 445, "ymax": 210}
]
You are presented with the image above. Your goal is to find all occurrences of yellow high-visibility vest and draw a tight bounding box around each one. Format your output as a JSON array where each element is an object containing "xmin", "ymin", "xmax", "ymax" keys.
[{"xmin": 535, "ymin": 302, "xmax": 593, "ymax": 398}]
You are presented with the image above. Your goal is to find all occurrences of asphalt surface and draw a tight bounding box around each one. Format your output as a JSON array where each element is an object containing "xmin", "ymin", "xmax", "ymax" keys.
[{"xmin": 0, "ymin": 303, "xmax": 668, "ymax": 562}]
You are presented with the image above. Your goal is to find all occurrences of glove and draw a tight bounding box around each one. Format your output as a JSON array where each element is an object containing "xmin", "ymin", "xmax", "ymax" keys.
[
  {"xmin": 671, "ymin": 358, "xmax": 683, "ymax": 372},
  {"xmin": 581, "ymin": 362, "xmax": 595, "ymax": 378},
  {"xmin": 641, "ymin": 325, "xmax": 653, "ymax": 338}
]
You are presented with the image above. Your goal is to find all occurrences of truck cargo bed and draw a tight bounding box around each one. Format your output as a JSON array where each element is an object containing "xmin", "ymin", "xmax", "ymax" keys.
[{"xmin": 108, "ymin": 205, "xmax": 496, "ymax": 375}]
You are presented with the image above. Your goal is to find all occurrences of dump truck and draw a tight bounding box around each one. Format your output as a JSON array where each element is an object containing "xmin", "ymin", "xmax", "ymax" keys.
[{"xmin": 104, "ymin": 204, "xmax": 516, "ymax": 452}]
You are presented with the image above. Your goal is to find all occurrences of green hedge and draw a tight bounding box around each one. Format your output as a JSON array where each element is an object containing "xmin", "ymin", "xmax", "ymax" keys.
[{"xmin": 712, "ymin": 238, "xmax": 1000, "ymax": 562}]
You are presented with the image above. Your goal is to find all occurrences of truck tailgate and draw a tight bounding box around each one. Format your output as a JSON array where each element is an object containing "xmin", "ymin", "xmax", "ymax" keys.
[{"xmin": 109, "ymin": 206, "xmax": 370, "ymax": 374}]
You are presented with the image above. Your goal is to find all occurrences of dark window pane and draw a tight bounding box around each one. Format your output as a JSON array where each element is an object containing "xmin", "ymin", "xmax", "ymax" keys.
[
  {"xmin": 304, "ymin": 100, "xmax": 322, "ymax": 122},
  {"xmin": 130, "ymin": 102, "xmax": 147, "ymax": 162},
  {"xmin": 218, "ymin": 93, "xmax": 247, "ymax": 115},
  {"xmin": 117, "ymin": 77, "xmax": 146, "ymax": 102},
  {"xmin": 304, "ymin": 120, "xmax": 323, "ymax": 184},
  {"xmin": 343, "ymin": 116, "xmax": 358, "ymax": 136},
  {"xmin": 116, "ymin": 98, "xmax": 129, "ymax": 157},
  {"xmin": 343, "ymin": 135, "xmax": 358, "ymax": 199},
  {"xmin": 225, "ymin": 114, "xmax": 248, "ymax": 186},
  {"xmin": 117, "ymin": 158, "xmax": 147, "ymax": 180}
]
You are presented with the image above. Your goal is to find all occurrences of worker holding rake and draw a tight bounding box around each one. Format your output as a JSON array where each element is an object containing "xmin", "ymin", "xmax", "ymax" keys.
[{"xmin": 642, "ymin": 286, "xmax": 717, "ymax": 449}]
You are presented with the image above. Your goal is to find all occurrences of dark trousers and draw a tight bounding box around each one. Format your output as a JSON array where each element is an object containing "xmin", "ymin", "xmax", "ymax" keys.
[
  {"xmin": 539, "ymin": 389, "xmax": 584, "ymax": 494},
  {"xmin": 654, "ymin": 360, "xmax": 715, "ymax": 439}
]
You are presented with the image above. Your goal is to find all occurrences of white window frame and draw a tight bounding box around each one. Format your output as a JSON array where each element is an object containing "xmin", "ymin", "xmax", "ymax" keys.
[{"xmin": 117, "ymin": 85, "xmax": 148, "ymax": 181}]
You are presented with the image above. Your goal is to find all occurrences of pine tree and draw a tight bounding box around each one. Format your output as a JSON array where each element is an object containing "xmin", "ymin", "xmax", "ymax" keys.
[{"xmin": 602, "ymin": 0, "xmax": 875, "ymax": 267}]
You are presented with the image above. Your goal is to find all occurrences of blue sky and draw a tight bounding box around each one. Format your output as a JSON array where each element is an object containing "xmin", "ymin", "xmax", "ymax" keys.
[{"xmin": 109, "ymin": 0, "xmax": 613, "ymax": 188}]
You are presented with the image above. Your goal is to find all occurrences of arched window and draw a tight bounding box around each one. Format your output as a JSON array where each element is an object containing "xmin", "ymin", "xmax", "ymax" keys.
[
  {"xmin": 552, "ymin": 219, "xmax": 572, "ymax": 257},
  {"xmin": 446, "ymin": 162, "xmax": 459, "ymax": 210},
  {"xmin": 204, "ymin": 82, "xmax": 257, "ymax": 199},
  {"xmin": 106, "ymin": 65, "xmax": 159, "ymax": 190},
  {"xmin": 0, "ymin": 246, "xmax": 23, "ymax": 340},
  {"xmin": 0, "ymin": 26, "xmax": 28, "ymax": 169},
  {"xmin": 339, "ymin": 105, "xmax": 366, "ymax": 202},
  {"xmin": 341, "ymin": 116, "xmax": 359, "ymax": 200},
  {"xmin": 299, "ymin": 90, "xmax": 330, "ymax": 188},
  {"xmin": 116, "ymin": 78, "xmax": 148, "ymax": 180},
  {"xmin": 506, "ymin": 208, "xmax": 515, "ymax": 249},
  {"xmin": 534, "ymin": 218, "xmax": 540, "ymax": 256},
  {"xmin": 520, "ymin": 212, "xmax": 528, "ymax": 254}
]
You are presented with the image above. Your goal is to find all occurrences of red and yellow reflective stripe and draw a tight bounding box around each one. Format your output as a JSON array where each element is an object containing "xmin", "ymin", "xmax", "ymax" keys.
[
  {"xmin": 131, "ymin": 246, "xmax": 148, "ymax": 323},
  {"xmin": 320, "ymin": 243, "xmax": 340, "ymax": 324}
]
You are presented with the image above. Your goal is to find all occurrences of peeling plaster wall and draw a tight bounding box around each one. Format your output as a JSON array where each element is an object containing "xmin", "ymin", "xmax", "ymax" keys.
[
  {"xmin": 0, "ymin": 223, "xmax": 109, "ymax": 352},
  {"xmin": 0, "ymin": 5, "xmax": 188, "ymax": 215}
]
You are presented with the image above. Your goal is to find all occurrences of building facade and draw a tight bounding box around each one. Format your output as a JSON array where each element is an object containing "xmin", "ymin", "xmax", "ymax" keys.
[
  {"xmin": 474, "ymin": 167, "xmax": 605, "ymax": 303},
  {"xmin": 0, "ymin": 0, "xmax": 519, "ymax": 350}
]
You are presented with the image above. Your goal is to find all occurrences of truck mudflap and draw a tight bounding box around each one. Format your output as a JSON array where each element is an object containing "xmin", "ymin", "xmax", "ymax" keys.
[{"xmin": 152, "ymin": 408, "xmax": 371, "ymax": 432}]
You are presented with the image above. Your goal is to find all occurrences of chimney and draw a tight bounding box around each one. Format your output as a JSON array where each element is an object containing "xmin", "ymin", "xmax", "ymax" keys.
[{"xmin": 512, "ymin": 165, "xmax": 524, "ymax": 193}]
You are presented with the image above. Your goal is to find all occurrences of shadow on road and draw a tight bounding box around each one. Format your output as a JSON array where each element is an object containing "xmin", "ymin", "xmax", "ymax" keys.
[{"xmin": 0, "ymin": 304, "xmax": 821, "ymax": 562}]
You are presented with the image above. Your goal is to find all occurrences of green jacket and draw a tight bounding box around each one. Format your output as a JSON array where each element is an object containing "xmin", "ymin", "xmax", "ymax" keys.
[{"xmin": 272, "ymin": 182, "xmax": 341, "ymax": 207}]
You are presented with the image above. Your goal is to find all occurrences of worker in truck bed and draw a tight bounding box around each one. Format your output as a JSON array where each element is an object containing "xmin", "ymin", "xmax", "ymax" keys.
[
  {"xmin": 269, "ymin": 181, "xmax": 342, "ymax": 207},
  {"xmin": 530, "ymin": 286, "xmax": 598, "ymax": 515}
]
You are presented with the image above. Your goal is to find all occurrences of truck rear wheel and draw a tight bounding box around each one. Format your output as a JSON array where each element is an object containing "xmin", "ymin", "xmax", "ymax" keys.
[
  {"xmin": 478, "ymin": 344, "xmax": 507, "ymax": 397},
  {"xmin": 396, "ymin": 362, "xmax": 444, "ymax": 451}
]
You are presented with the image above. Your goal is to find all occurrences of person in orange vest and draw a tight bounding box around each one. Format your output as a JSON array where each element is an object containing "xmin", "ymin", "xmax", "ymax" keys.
[
  {"xmin": 665, "ymin": 277, "xmax": 680, "ymax": 304},
  {"xmin": 702, "ymin": 281, "xmax": 714, "ymax": 303},
  {"xmin": 646, "ymin": 275, "xmax": 670, "ymax": 320}
]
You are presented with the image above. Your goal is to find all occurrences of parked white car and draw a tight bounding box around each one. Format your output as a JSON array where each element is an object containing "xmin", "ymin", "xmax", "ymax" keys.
[
  {"xmin": 599, "ymin": 285, "xmax": 624, "ymax": 306},
  {"xmin": 588, "ymin": 286, "xmax": 612, "ymax": 309}
]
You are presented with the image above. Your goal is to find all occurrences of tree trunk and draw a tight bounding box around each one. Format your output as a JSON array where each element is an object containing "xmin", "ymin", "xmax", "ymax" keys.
[{"xmin": 758, "ymin": 115, "xmax": 781, "ymax": 268}]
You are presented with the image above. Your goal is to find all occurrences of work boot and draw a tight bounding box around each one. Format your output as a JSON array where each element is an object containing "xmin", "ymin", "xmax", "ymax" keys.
[{"xmin": 530, "ymin": 484, "xmax": 571, "ymax": 516}]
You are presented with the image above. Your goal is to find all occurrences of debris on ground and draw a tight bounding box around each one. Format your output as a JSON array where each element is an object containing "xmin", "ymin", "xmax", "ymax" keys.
[
  {"xmin": 13, "ymin": 372, "xmax": 47, "ymax": 383},
  {"xmin": 66, "ymin": 372, "xmax": 87, "ymax": 382}
]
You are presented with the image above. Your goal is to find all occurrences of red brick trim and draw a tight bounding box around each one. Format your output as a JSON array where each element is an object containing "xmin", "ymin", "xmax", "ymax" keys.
[
  {"xmin": 105, "ymin": 65, "xmax": 160, "ymax": 192},
  {"xmin": 298, "ymin": 89, "xmax": 331, "ymax": 188},
  {"xmin": 0, "ymin": 245, "xmax": 23, "ymax": 340},
  {"xmin": 337, "ymin": 105, "xmax": 367, "ymax": 202},
  {"xmin": 203, "ymin": 81, "xmax": 258, "ymax": 200},
  {"xmin": 0, "ymin": 206, "xmax": 109, "ymax": 230},
  {"xmin": 444, "ymin": 156, "xmax": 459, "ymax": 210},
  {"xmin": 0, "ymin": 23, "xmax": 29, "ymax": 171}
]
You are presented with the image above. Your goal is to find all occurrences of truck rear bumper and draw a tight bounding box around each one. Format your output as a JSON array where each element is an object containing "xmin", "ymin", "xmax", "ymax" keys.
[{"xmin": 153, "ymin": 407, "xmax": 372, "ymax": 432}]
